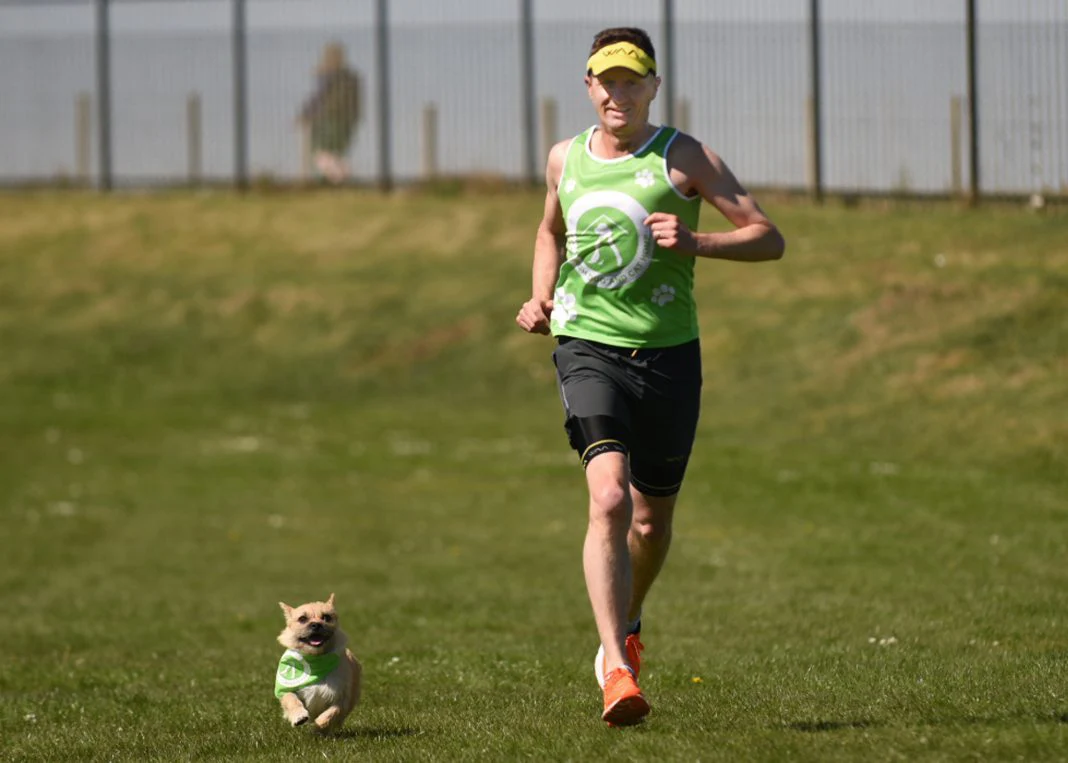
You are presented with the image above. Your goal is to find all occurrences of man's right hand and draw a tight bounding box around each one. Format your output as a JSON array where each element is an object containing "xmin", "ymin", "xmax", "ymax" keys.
[{"xmin": 516, "ymin": 298, "xmax": 554, "ymax": 335}]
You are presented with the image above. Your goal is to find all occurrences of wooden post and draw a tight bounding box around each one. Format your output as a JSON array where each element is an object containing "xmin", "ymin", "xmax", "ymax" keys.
[
  {"xmin": 674, "ymin": 97, "xmax": 691, "ymax": 134},
  {"xmin": 950, "ymin": 95, "xmax": 963, "ymax": 196},
  {"xmin": 299, "ymin": 121, "xmax": 312, "ymax": 182},
  {"xmin": 539, "ymin": 97, "xmax": 557, "ymax": 168},
  {"xmin": 187, "ymin": 92, "xmax": 202, "ymax": 184},
  {"xmin": 421, "ymin": 103, "xmax": 438, "ymax": 179},
  {"xmin": 75, "ymin": 92, "xmax": 91, "ymax": 184}
]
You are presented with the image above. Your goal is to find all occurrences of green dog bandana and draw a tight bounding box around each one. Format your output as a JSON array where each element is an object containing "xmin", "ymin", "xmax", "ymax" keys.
[{"xmin": 274, "ymin": 648, "xmax": 340, "ymax": 698}]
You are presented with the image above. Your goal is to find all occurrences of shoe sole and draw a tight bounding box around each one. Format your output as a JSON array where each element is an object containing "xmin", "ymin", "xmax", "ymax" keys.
[{"xmin": 602, "ymin": 693, "xmax": 650, "ymax": 727}]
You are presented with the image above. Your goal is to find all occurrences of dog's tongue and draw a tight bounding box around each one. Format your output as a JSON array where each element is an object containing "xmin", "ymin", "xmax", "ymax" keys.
[{"xmin": 308, "ymin": 636, "xmax": 326, "ymax": 647}]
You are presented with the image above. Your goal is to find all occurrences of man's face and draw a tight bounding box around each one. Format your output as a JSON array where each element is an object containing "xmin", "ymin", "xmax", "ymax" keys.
[{"xmin": 586, "ymin": 67, "xmax": 660, "ymax": 133}]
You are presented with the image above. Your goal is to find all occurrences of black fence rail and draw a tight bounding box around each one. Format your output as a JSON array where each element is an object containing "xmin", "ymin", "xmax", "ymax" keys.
[{"xmin": 1, "ymin": 0, "xmax": 1065, "ymax": 201}]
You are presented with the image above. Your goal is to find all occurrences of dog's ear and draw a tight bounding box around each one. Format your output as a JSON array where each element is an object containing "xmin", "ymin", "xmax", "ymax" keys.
[
  {"xmin": 279, "ymin": 602, "xmax": 293, "ymax": 618},
  {"xmin": 326, "ymin": 593, "xmax": 336, "ymax": 608}
]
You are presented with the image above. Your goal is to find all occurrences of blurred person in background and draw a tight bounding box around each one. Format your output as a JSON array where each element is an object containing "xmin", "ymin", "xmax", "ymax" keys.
[
  {"xmin": 515, "ymin": 26, "xmax": 784, "ymax": 726},
  {"xmin": 298, "ymin": 42, "xmax": 362, "ymax": 184}
]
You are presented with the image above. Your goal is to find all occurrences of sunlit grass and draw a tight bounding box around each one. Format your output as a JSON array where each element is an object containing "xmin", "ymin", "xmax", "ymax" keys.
[{"xmin": 0, "ymin": 190, "xmax": 1065, "ymax": 761}]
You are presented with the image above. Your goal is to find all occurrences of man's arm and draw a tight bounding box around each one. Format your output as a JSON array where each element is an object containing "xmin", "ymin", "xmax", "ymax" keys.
[
  {"xmin": 649, "ymin": 136, "xmax": 785, "ymax": 262},
  {"xmin": 516, "ymin": 141, "xmax": 569, "ymax": 335}
]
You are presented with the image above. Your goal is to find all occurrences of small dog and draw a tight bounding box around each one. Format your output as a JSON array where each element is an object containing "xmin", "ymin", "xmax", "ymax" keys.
[{"xmin": 275, "ymin": 593, "xmax": 362, "ymax": 731}]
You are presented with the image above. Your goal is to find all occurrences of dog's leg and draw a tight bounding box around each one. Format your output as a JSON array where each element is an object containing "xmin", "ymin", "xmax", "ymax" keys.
[
  {"xmin": 279, "ymin": 693, "xmax": 310, "ymax": 726},
  {"xmin": 314, "ymin": 705, "xmax": 342, "ymax": 730}
]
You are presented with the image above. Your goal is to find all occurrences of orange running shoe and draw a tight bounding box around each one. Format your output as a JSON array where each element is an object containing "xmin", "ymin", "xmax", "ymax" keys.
[
  {"xmin": 601, "ymin": 667, "xmax": 650, "ymax": 726},
  {"xmin": 594, "ymin": 634, "xmax": 644, "ymax": 688}
]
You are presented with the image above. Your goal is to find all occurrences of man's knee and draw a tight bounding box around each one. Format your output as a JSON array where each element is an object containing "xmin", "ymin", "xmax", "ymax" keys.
[
  {"xmin": 630, "ymin": 492, "xmax": 676, "ymax": 543},
  {"xmin": 589, "ymin": 481, "xmax": 630, "ymax": 520},
  {"xmin": 631, "ymin": 516, "xmax": 671, "ymax": 544}
]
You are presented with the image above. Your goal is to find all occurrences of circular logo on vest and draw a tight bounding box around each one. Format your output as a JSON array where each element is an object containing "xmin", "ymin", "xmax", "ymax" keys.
[
  {"xmin": 566, "ymin": 190, "xmax": 653, "ymax": 289},
  {"xmin": 276, "ymin": 650, "xmax": 312, "ymax": 688}
]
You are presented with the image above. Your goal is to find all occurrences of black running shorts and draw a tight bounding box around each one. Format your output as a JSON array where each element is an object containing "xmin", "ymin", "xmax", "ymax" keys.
[{"xmin": 552, "ymin": 336, "xmax": 702, "ymax": 497}]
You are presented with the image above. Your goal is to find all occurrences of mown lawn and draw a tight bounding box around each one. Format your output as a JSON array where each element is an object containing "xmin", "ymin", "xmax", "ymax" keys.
[{"xmin": 0, "ymin": 189, "xmax": 1065, "ymax": 761}]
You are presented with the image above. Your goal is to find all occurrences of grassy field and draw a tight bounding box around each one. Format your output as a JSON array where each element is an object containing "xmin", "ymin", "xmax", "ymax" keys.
[{"xmin": 0, "ymin": 189, "xmax": 1065, "ymax": 762}]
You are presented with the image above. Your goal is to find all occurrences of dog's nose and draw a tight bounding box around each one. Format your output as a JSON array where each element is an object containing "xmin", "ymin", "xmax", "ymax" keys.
[{"xmin": 309, "ymin": 621, "xmax": 325, "ymax": 632}]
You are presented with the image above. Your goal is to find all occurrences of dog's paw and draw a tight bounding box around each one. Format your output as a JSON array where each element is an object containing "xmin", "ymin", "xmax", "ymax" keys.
[{"xmin": 291, "ymin": 712, "xmax": 310, "ymax": 727}]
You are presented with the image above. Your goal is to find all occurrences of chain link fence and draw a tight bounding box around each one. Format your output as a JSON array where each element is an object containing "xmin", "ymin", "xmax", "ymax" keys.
[{"xmin": 1, "ymin": 0, "xmax": 1065, "ymax": 199}]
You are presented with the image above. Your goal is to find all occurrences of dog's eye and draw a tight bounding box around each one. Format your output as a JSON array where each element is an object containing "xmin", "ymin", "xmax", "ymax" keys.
[
  {"xmin": 297, "ymin": 615, "xmax": 308, "ymax": 624},
  {"xmin": 323, "ymin": 614, "xmax": 333, "ymax": 622}
]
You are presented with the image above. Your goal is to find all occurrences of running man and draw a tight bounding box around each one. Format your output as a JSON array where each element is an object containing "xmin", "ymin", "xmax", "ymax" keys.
[{"xmin": 515, "ymin": 27, "xmax": 785, "ymax": 726}]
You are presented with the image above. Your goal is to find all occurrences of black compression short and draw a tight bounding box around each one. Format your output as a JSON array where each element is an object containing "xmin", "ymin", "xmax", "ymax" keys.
[{"xmin": 552, "ymin": 336, "xmax": 702, "ymax": 497}]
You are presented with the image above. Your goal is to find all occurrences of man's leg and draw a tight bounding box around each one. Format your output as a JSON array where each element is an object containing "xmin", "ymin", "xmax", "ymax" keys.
[
  {"xmin": 314, "ymin": 151, "xmax": 348, "ymax": 184},
  {"xmin": 583, "ymin": 451, "xmax": 633, "ymax": 674},
  {"xmin": 585, "ymin": 450, "xmax": 650, "ymax": 725},
  {"xmin": 627, "ymin": 489, "xmax": 677, "ymax": 625}
]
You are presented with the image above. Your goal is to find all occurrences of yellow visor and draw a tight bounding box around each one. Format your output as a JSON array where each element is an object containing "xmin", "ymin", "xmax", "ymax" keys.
[{"xmin": 586, "ymin": 41, "xmax": 656, "ymax": 77}]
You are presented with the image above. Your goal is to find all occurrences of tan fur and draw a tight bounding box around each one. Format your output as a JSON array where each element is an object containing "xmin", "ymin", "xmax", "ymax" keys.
[{"xmin": 276, "ymin": 593, "xmax": 362, "ymax": 731}]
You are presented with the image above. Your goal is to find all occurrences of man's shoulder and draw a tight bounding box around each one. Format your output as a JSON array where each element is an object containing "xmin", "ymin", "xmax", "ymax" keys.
[
  {"xmin": 666, "ymin": 130, "xmax": 704, "ymax": 161},
  {"xmin": 546, "ymin": 135, "xmax": 580, "ymax": 177},
  {"xmin": 666, "ymin": 130, "xmax": 721, "ymax": 180}
]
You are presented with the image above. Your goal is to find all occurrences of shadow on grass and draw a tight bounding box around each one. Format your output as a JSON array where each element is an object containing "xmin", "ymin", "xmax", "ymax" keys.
[
  {"xmin": 325, "ymin": 726, "xmax": 422, "ymax": 741},
  {"xmin": 785, "ymin": 719, "xmax": 878, "ymax": 733}
]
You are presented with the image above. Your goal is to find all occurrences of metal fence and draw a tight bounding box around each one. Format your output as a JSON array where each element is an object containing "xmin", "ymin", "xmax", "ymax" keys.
[{"xmin": 1, "ymin": 0, "xmax": 1065, "ymax": 199}]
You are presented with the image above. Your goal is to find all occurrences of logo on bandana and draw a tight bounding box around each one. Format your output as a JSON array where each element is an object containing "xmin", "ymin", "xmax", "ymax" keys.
[
  {"xmin": 274, "ymin": 649, "xmax": 340, "ymax": 697},
  {"xmin": 276, "ymin": 650, "xmax": 312, "ymax": 688}
]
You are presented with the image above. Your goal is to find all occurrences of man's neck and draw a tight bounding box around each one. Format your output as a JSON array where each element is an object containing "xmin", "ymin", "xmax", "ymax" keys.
[{"xmin": 593, "ymin": 124, "xmax": 657, "ymax": 158}]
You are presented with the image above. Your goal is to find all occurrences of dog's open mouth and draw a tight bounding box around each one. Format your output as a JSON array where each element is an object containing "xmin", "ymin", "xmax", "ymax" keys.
[{"xmin": 300, "ymin": 634, "xmax": 330, "ymax": 648}]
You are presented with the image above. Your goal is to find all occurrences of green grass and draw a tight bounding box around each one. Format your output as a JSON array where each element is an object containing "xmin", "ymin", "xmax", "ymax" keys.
[{"xmin": 0, "ymin": 189, "xmax": 1065, "ymax": 761}]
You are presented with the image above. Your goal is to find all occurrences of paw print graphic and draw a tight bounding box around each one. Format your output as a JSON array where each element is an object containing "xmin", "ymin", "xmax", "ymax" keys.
[
  {"xmin": 563, "ymin": 177, "xmax": 577, "ymax": 193},
  {"xmin": 651, "ymin": 284, "xmax": 676, "ymax": 307},
  {"xmin": 553, "ymin": 288, "xmax": 579, "ymax": 325},
  {"xmin": 634, "ymin": 169, "xmax": 655, "ymax": 189}
]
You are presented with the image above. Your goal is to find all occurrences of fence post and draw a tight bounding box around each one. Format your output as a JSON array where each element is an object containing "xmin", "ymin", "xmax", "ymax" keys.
[
  {"xmin": 375, "ymin": 0, "xmax": 393, "ymax": 191},
  {"xmin": 807, "ymin": 0, "xmax": 823, "ymax": 202},
  {"xmin": 187, "ymin": 92, "xmax": 202, "ymax": 184},
  {"xmin": 300, "ymin": 122, "xmax": 312, "ymax": 183},
  {"xmin": 421, "ymin": 103, "xmax": 439, "ymax": 180},
  {"xmin": 76, "ymin": 92, "xmax": 92, "ymax": 185},
  {"xmin": 950, "ymin": 96, "xmax": 963, "ymax": 196},
  {"xmin": 232, "ymin": 0, "xmax": 248, "ymax": 190},
  {"xmin": 661, "ymin": 0, "xmax": 675, "ymax": 127},
  {"xmin": 94, "ymin": 0, "xmax": 112, "ymax": 190},
  {"xmin": 519, "ymin": 0, "xmax": 537, "ymax": 185},
  {"xmin": 675, "ymin": 97, "xmax": 690, "ymax": 134},
  {"xmin": 539, "ymin": 97, "xmax": 557, "ymax": 173},
  {"xmin": 965, "ymin": 0, "xmax": 979, "ymax": 204}
]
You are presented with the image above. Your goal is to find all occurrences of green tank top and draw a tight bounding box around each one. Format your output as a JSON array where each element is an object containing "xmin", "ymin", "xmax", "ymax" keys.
[{"xmin": 552, "ymin": 125, "xmax": 701, "ymax": 348}]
